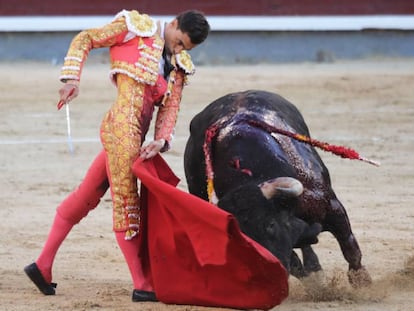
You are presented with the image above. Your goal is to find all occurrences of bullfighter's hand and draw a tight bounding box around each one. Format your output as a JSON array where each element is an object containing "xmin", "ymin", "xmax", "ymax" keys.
[
  {"xmin": 57, "ymin": 81, "xmax": 79, "ymax": 109},
  {"xmin": 140, "ymin": 139, "xmax": 166, "ymax": 159}
]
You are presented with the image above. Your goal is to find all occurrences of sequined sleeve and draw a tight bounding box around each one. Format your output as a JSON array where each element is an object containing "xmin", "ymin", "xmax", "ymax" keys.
[
  {"xmin": 154, "ymin": 69, "xmax": 186, "ymax": 150},
  {"xmin": 59, "ymin": 17, "xmax": 129, "ymax": 82}
]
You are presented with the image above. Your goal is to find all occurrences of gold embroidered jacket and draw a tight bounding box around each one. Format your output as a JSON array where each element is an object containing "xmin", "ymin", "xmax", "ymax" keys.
[{"xmin": 59, "ymin": 9, "xmax": 195, "ymax": 148}]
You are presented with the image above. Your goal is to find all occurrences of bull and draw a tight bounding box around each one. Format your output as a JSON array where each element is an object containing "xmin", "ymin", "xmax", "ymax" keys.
[{"xmin": 183, "ymin": 90, "xmax": 372, "ymax": 287}]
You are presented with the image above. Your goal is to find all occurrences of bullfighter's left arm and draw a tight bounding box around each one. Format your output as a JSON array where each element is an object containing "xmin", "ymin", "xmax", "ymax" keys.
[{"xmin": 154, "ymin": 69, "xmax": 186, "ymax": 152}]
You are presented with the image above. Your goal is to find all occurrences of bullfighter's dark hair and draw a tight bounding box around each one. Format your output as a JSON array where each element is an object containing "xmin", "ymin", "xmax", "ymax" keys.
[{"xmin": 176, "ymin": 10, "xmax": 210, "ymax": 45}]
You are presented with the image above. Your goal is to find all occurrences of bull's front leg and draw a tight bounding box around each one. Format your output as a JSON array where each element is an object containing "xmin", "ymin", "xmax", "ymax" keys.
[
  {"xmin": 290, "ymin": 250, "xmax": 307, "ymax": 279},
  {"xmin": 290, "ymin": 246, "xmax": 322, "ymax": 279},
  {"xmin": 302, "ymin": 245, "xmax": 322, "ymax": 274},
  {"xmin": 326, "ymin": 199, "xmax": 372, "ymax": 287}
]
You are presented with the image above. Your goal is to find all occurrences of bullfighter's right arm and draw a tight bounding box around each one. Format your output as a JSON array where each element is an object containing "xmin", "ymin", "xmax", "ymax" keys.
[{"xmin": 59, "ymin": 17, "xmax": 129, "ymax": 82}]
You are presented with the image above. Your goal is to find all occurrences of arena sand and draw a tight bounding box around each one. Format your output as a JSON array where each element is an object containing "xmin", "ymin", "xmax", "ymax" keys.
[{"xmin": 0, "ymin": 58, "xmax": 413, "ymax": 311}]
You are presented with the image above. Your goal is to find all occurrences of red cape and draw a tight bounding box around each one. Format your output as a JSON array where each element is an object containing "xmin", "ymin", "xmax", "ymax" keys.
[{"xmin": 132, "ymin": 155, "xmax": 288, "ymax": 310}]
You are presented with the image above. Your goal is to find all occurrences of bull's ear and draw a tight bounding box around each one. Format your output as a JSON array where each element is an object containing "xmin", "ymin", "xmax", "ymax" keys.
[{"xmin": 259, "ymin": 177, "xmax": 303, "ymax": 200}]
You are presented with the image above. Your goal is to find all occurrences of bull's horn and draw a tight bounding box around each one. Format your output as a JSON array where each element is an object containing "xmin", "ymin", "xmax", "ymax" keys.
[{"xmin": 260, "ymin": 177, "xmax": 304, "ymax": 199}]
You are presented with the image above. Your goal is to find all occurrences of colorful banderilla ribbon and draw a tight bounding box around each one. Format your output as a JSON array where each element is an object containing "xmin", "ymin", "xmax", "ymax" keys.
[
  {"xmin": 203, "ymin": 117, "xmax": 380, "ymax": 201},
  {"xmin": 243, "ymin": 118, "xmax": 381, "ymax": 167}
]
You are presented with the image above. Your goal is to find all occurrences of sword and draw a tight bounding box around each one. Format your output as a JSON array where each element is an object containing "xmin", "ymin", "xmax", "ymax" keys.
[
  {"xmin": 64, "ymin": 103, "xmax": 74, "ymax": 154},
  {"xmin": 57, "ymin": 89, "xmax": 75, "ymax": 154}
]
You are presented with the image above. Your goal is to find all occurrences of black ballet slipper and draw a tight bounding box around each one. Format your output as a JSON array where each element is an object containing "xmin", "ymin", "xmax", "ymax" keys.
[
  {"xmin": 24, "ymin": 263, "xmax": 57, "ymax": 295},
  {"xmin": 132, "ymin": 289, "xmax": 158, "ymax": 302}
]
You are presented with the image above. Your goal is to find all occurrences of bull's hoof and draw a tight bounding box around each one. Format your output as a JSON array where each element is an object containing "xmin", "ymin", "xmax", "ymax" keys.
[{"xmin": 348, "ymin": 266, "xmax": 372, "ymax": 287}]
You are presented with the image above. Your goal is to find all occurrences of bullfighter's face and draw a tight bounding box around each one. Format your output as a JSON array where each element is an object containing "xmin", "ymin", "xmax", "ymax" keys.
[{"xmin": 164, "ymin": 19, "xmax": 196, "ymax": 55}]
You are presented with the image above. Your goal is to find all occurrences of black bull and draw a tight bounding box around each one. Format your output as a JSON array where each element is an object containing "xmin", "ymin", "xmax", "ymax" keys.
[{"xmin": 184, "ymin": 90, "xmax": 371, "ymax": 287}]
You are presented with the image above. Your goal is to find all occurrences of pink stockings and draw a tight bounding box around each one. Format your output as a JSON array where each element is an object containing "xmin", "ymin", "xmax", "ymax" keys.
[
  {"xmin": 115, "ymin": 232, "xmax": 153, "ymax": 290},
  {"xmin": 35, "ymin": 213, "xmax": 73, "ymax": 283},
  {"xmin": 35, "ymin": 151, "xmax": 108, "ymax": 283},
  {"xmin": 35, "ymin": 151, "xmax": 151, "ymax": 290}
]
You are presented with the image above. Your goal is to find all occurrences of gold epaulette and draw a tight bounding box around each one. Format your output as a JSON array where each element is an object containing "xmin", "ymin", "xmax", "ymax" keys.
[
  {"xmin": 113, "ymin": 10, "xmax": 157, "ymax": 37},
  {"xmin": 175, "ymin": 51, "xmax": 195, "ymax": 75}
]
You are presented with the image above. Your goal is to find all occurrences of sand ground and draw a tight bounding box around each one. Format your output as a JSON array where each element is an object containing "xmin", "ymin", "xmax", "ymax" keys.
[{"xmin": 0, "ymin": 58, "xmax": 413, "ymax": 311}]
